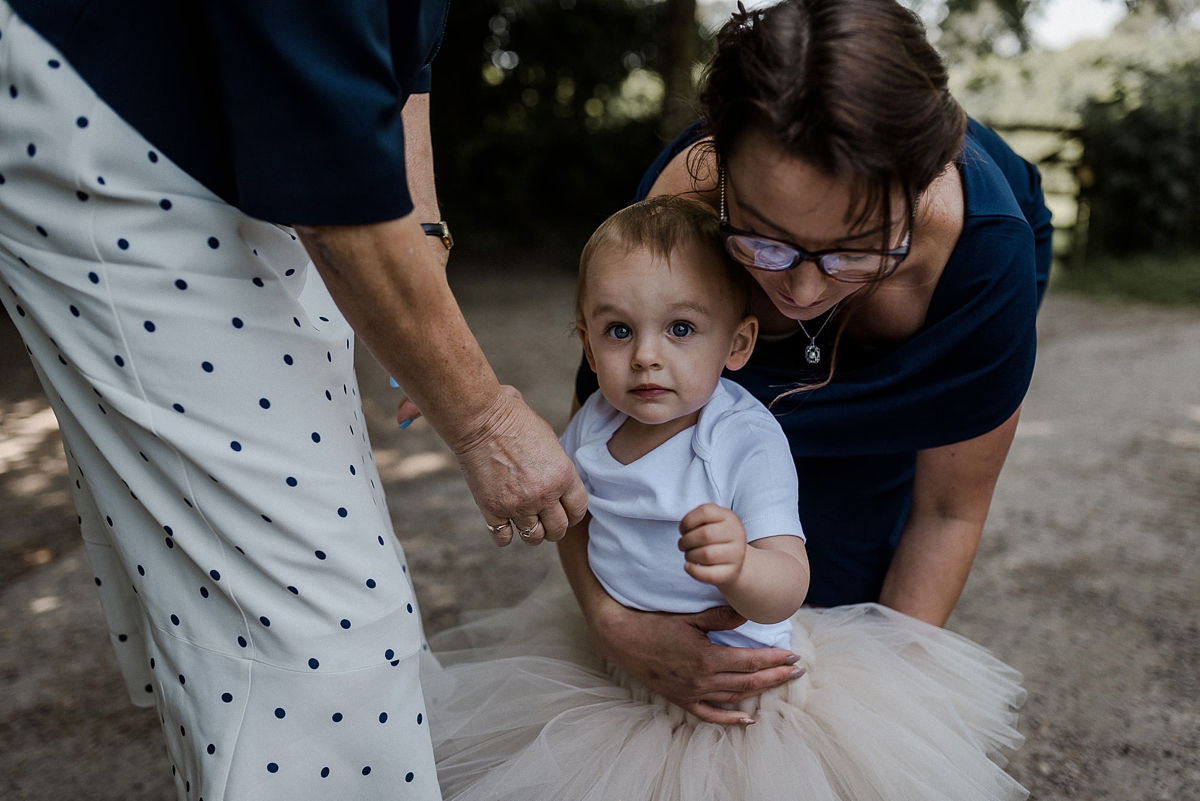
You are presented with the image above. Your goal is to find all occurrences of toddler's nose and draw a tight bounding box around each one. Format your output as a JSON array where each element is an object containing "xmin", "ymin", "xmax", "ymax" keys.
[{"xmin": 631, "ymin": 337, "xmax": 662, "ymax": 371}]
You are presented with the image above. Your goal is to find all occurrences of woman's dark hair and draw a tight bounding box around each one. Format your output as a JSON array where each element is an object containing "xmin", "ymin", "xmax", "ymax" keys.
[
  {"xmin": 695, "ymin": 0, "xmax": 966, "ymax": 397},
  {"xmin": 699, "ymin": 0, "xmax": 966, "ymax": 247}
]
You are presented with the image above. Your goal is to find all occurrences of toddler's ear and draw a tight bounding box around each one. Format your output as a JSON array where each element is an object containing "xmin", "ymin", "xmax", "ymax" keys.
[
  {"xmin": 577, "ymin": 322, "xmax": 599, "ymax": 372},
  {"xmin": 725, "ymin": 315, "xmax": 758, "ymax": 371}
]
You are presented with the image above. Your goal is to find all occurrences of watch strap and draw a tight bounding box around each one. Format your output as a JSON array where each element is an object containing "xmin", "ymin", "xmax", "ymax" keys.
[{"xmin": 421, "ymin": 221, "xmax": 453, "ymax": 250}]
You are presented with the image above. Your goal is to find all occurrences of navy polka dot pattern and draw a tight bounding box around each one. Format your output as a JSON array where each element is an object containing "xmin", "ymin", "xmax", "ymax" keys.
[{"xmin": 0, "ymin": 18, "xmax": 438, "ymax": 801}]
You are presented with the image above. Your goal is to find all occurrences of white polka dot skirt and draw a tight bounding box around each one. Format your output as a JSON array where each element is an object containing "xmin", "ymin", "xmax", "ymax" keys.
[{"xmin": 0, "ymin": 5, "xmax": 442, "ymax": 799}]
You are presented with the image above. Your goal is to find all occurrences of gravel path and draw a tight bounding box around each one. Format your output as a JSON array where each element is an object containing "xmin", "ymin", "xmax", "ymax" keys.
[{"xmin": 1, "ymin": 256, "xmax": 1197, "ymax": 800}]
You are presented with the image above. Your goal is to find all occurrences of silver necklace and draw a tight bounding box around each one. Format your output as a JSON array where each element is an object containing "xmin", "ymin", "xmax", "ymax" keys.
[{"xmin": 797, "ymin": 301, "xmax": 842, "ymax": 365}]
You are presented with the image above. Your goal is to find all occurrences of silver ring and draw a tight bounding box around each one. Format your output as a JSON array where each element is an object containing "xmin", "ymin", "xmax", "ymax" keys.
[
  {"xmin": 516, "ymin": 520, "xmax": 541, "ymax": 539},
  {"xmin": 486, "ymin": 521, "xmax": 511, "ymax": 535}
]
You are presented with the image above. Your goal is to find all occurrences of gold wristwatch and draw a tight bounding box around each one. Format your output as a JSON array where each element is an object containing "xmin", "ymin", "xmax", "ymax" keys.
[{"xmin": 421, "ymin": 221, "xmax": 453, "ymax": 251}]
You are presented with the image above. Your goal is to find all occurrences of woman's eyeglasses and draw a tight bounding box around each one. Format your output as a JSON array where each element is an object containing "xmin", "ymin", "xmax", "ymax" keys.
[{"xmin": 718, "ymin": 166, "xmax": 914, "ymax": 283}]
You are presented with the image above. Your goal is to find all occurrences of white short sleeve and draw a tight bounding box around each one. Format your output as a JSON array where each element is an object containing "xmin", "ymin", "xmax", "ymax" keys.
[{"xmin": 711, "ymin": 415, "xmax": 805, "ymax": 543}]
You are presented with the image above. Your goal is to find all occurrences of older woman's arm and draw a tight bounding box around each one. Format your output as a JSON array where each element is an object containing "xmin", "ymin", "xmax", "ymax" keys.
[
  {"xmin": 878, "ymin": 407, "xmax": 1022, "ymax": 625},
  {"xmin": 295, "ymin": 218, "xmax": 587, "ymax": 544},
  {"xmin": 400, "ymin": 93, "xmax": 450, "ymax": 269},
  {"xmin": 299, "ymin": 92, "xmax": 587, "ymax": 545}
]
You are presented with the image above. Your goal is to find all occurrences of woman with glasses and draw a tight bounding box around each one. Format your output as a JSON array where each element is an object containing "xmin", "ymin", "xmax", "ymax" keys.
[{"xmin": 563, "ymin": 0, "xmax": 1052, "ymax": 725}]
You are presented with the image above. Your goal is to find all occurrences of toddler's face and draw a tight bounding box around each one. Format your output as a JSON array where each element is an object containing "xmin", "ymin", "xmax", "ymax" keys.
[{"xmin": 578, "ymin": 242, "xmax": 756, "ymax": 427}]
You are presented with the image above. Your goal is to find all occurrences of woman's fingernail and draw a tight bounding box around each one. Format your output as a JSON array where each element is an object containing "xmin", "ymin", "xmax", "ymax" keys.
[
  {"xmin": 789, "ymin": 667, "xmax": 807, "ymax": 680},
  {"xmin": 740, "ymin": 717, "xmax": 756, "ymax": 725},
  {"xmin": 783, "ymin": 654, "xmax": 800, "ymax": 665},
  {"xmin": 398, "ymin": 419, "xmax": 412, "ymax": 430},
  {"xmin": 389, "ymin": 376, "xmax": 400, "ymax": 388}
]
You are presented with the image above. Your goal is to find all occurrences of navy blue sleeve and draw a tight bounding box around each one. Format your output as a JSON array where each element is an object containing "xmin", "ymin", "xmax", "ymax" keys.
[
  {"xmin": 412, "ymin": 64, "xmax": 433, "ymax": 94},
  {"xmin": 966, "ymin": 119, "xmax": 1054, "ymax": 305},
  {"xmin": 199, "ymin": 1, "xmax": 416, "ymax": 225},
  {"xmin": 12, "ymin": 0, "xmax": 448, "ymax": 226}
]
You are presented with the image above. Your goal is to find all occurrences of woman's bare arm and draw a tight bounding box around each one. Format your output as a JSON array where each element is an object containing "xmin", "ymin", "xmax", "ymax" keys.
[{"xmin": 878, "ymin": 407, "xmax": 1021, "ymax": 625}]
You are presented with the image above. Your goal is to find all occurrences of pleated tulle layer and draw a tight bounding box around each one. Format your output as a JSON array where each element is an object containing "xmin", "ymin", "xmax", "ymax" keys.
[{"xmin": 421, "ymin": 567, "xmax": 1028, "ymax": 801}]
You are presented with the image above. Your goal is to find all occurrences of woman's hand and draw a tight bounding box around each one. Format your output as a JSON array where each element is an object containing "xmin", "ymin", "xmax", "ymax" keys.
[
  {"xmin": 592, "ymin": 600, "xmax": 800, "ymax": 725},
  {"xmin": 558, "ymin": 522, "xmax": 801, "ymax": 725},
  {"xmin": 396, "ymin": 385, "xmax": 583, "ymax": 546},
  {"xmin": 450, "ymin": 389, "xmax": 588, "ymax": 547}
]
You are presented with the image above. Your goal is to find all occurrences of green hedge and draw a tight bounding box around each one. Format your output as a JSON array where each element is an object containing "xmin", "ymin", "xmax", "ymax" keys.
[
  {"xmin": 1080, "ymin": 58, "xmax": 1200, "ymax": 257},
  {"xmin": 430, "ymin": 0, "xmax": 679, "ymax": 254}
]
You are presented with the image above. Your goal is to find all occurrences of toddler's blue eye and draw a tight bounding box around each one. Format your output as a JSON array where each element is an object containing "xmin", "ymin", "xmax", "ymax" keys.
[
  {"xmin": 669, "ymin": 322, "xmax": 692, "ymax": 337},
  {"xmin": 607, "ymin": 324, "xmax": 632, "ymax": 340}
]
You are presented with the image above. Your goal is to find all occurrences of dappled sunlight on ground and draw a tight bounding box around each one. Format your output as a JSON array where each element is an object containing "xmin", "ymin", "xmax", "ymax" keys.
[{"xmin": 0, "ymin": 404, "xmax": 60, "ymax": 474}]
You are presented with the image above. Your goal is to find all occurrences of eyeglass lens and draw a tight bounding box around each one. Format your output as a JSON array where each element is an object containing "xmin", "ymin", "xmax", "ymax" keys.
[{"xmin": 723, "ymin": 235, "xmax": 902, "ymax": 281}]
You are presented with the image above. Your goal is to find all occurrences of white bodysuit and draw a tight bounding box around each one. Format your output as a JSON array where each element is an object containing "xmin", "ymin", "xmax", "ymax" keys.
[{"xmin": 561, "ymin": 378, "xmax": 805, "ymax": 649}]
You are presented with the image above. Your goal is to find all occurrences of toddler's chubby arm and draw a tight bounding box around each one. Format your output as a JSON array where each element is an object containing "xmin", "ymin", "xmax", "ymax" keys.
[{"xmin": 679, "ymin": 504, "xmax": 810, "ymax": 625}]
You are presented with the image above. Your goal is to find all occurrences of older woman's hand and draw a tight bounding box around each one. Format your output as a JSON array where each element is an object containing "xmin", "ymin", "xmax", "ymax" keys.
[
  {"xmin": 393, "ymin": 385, "xmax": 581, "ymax": 546},
  {"xmin": 450, "ymin": 389, "xmax": 587, "ymax": 546},
  {"xmin": 558, "ymin": 527, "xmax": 800, "ymax": 725}
]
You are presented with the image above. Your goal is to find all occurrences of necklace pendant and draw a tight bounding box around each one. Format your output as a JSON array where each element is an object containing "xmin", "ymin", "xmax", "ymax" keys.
[{"xmin": 804, "ymin": 342, "xmax": 822, "ymax": 364}]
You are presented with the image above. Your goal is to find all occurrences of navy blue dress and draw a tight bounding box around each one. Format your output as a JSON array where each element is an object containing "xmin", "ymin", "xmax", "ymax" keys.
[
  {"xmin": 9, "ymin": 0, "xmax": 449, "ymax": 225},
  {"xmin": 577, "ymin": 119, "xmax": 1053, "ymax": 607}
]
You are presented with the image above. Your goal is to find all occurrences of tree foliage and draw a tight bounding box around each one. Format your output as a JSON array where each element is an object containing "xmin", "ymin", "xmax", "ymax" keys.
[
  {"xmin": 430, "ymin": 0, "xmax": 688, "ymax": 251},
  {"xmin": 937, "ymin": 0, "xmax": 1042, "ymax": 59},
  {"xmin": 1080, "ymin": 58, "xmax": 1200, "ymax": 256}
]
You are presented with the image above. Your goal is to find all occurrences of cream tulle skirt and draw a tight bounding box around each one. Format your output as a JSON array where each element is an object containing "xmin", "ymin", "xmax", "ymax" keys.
[{"xmin": 420, "ymin": 567, "xmax": 1028, "ymax": 801}]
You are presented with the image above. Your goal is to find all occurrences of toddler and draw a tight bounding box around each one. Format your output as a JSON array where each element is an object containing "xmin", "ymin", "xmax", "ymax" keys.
[
  {"xmin": 421, "ymin": 197, "xmax": 1028, "ymax": 801},
  {"xmin": 570, "ymin": 193, "xmax": 809, "ymax": 653}
]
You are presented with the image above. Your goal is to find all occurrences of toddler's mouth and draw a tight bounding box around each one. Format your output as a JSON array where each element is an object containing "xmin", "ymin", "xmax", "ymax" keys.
[{"xmin": 630, "ymin": 384, "xmax": 670, "ymax": 397}]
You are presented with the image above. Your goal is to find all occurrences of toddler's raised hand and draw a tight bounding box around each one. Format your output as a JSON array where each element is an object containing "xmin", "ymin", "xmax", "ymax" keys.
[{"xmin": 678, "ymin": 503, "xmax": 747, "ymax": 588}]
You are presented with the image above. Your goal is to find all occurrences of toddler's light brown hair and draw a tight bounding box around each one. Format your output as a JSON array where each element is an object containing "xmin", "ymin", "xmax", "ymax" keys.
[{"xmin": 576, "ymin": 196, "xmax": 750, "ymax": 323}]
